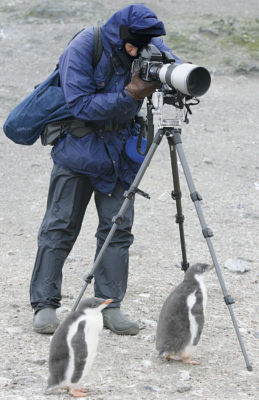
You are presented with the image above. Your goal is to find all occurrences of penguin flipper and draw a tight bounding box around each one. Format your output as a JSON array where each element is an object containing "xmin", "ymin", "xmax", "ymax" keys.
[
  {"xmin": 48, "ymin": 323, "xmax": 71, "ymax": 388},
  {"xmin": 71, "ymin": 320, "xmax": 88, "ymax": 383}
]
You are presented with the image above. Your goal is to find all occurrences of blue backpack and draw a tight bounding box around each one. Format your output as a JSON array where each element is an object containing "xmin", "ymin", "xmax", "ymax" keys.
[{"xmin": 3, "ymin": 28, "xmax": 103, "ymax": 145}]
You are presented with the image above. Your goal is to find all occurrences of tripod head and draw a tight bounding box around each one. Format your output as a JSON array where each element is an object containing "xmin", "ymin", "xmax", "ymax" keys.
[
  {"xmin": 136, "ymin": 88, "xmax": 201, "ymax": 157},
  {"xmin": 151, "ymin": 87, "xmax": 200, "ymax": 131},
  {"xmin": 135, "ymin": 87, "xmax": 201, "ymax": 156}
]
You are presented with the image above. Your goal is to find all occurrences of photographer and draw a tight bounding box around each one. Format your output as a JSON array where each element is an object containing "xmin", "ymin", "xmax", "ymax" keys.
[{"xmin": 31, "ymin": 4, "xmax": 178, "ymax": 335}]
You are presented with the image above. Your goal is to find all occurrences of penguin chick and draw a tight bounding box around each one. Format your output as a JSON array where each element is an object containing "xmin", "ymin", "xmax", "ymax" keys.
[
  {"xmin": 156, "ymin": 263, "xmax": 213, "ymax": 365},
  {"xmin": 46, "ymin": 297, "xmax": 112, "ymax": 397}
]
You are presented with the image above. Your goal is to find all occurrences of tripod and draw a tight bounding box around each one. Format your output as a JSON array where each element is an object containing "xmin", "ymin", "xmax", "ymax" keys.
[{"xmin": 72, "ymin": 90, "xmax": 252, "ymax": 371}]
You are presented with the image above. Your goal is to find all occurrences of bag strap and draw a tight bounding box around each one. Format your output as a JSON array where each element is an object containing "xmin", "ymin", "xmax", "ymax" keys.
[
  {"xmin": 93, "ymin": 26, "xmax": 103, "ymax": 68},
  {"xmin": 55, "ymin": 26, "xmax": 103, "ymax": 71},
  {"xmin": 68, "ymin": 27, "xmax": 103, "ymax": 68}
]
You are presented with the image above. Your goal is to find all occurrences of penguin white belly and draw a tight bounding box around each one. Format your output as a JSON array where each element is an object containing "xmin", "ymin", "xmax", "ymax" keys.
[
  {"xmin": 180, "ymin": 275, "xmax": 207, "ymax": 359},
  {"xmin": 65, "ymin": 316, "xmax": 87, "ymax": 385},
  {"xmin": 81, "ymin": 313, "xmax": 103, "ymax": 380},
  {"xmin": 65, "ymin": 312, "xmax": 103, "ymax": 386},
  {"xmin": 187, "ymin": 291, "xmax": 199, "ymax": 345},
  {"xmin": 176, "ymin": 290, "xmax": 198, "ymax": 359},
  {"xmin": 195, "ymin": 273, "xmax": 207, "ymax": 309}
]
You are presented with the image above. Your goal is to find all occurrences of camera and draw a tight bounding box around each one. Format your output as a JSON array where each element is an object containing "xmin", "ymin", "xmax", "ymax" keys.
[{"xmin": 132, "ymin": 44, "xmax": 211, "ymax": 97}]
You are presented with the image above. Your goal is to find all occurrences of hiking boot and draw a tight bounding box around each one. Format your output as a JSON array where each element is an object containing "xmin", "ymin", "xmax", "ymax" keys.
[
  {"xmin": 33, "ymin": 307, "xmax": 60, "ymax": 334},
  {"xmin": 102, "ymin": 308, "xmax": 139, "ymax": 336}
]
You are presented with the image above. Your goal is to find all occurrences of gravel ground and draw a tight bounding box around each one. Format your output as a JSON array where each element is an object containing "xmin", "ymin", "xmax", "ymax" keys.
[{"xmin": 0, "ymin": 1, "xmax": 258, "ymax": 399}]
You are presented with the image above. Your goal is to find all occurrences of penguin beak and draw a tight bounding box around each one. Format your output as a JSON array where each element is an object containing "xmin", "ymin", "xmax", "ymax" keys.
[
  {"xmin": 103, "ymin": 299, "xmax": 113, "ymax": 305},
  {"xmin": 208, "ymin": 264, "xmax": 214, "ymax": 271}
]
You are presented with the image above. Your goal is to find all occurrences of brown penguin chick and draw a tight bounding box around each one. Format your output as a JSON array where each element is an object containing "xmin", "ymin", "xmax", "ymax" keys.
[{"xmin": 156, "ymin": 263, "xmax": 213, "ymax": 365}]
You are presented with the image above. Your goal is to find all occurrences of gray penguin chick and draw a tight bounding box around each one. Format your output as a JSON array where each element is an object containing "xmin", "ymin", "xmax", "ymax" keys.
[
  {"xmin": 46, "ymin": 297, "xmax": 112, "ymax": 397},
  {"xmin": 156, "ymin": 263, "xmax": 212, "ymax": 365}
]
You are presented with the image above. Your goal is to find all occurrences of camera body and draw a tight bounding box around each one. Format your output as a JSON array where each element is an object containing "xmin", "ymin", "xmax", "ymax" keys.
[
  {"xmin": 132, "ymin": 44, "xmax": 167, "ymax": 81},
  {"xmin": 132, "ymin": 44, "xmax": 211, "ymax": 97}
]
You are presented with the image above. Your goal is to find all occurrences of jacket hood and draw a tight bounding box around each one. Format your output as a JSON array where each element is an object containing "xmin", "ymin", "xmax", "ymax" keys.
[{"xmin": 100, "ymin": 4, "xmax": 166, "ymax": 51}]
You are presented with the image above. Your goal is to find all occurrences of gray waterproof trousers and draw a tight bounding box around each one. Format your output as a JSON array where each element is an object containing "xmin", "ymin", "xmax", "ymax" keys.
[{"xmin": 30, "ymin": 165, "xmax": 134, "ymax": 313}]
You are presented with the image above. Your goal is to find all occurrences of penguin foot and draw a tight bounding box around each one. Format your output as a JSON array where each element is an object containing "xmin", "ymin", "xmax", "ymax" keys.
[
  {"xmin": 165, "ymin": 354, "xmax": 200, "ymax": 365},
  {"xmin": 182, "ymin": 357, "xmax": 200, "ymax": 365},
  {"xmin": 68, "ymin": 387, "xmax": 88, "ymax": 397},
  {"xmin": 165, "ymin": 354, "xmax": 182, "ymax": 362}
]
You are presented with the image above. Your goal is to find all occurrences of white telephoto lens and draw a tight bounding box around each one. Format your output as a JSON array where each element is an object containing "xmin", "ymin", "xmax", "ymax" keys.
[{"xmin": 159, "ymin": 63, "xmax": 211, "ymax": 96}]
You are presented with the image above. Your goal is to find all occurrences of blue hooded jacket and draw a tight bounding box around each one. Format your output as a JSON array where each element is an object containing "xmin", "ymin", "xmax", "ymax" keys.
[{"xmin": 51, "ymin": 4, "xmax": 178, "ymax": 195}]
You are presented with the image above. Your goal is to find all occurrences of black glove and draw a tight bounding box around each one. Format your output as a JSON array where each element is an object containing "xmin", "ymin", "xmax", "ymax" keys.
[{"xmin": 125, "ymin": 70, "xmax": 160, "ymax": 101}]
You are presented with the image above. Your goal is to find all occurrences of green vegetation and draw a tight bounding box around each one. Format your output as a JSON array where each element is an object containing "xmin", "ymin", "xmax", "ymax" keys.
[
  {"xmin": 205, "ymin": 17, "xmax": 259, "ymax": 55},
  {"xmin": 166, "ymin": 16, "xmax": 259, "ymax": 73},
  {"xmin": 1, "ymin": 3, "xmax": 258, "ymax": 74}
]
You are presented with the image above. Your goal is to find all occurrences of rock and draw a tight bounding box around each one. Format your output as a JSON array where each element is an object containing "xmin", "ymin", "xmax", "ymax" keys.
[
  {"xmin": 62, "ymin": 293, "xmax": 74, "ymax": 299},
  {"xmin": 198, "ymin": 27, "xmax": 219, "ymax": 37},
  {"xmin": 9, "ymin": 375, "xmax": 38, "ymax": 386},
  {"xmin": 244, "ymin": 212, "xmax": 259, "ymax": 220},
  {"xmin": 25, "ymin": 358, "xmax": 46, "ymax": 366},
  {"xmin": 235, "ymin": 64, "xmax": 259, "ymax": 74},
  {"xmin": 143, "ymin": 319, "xmax": 157, "ymax": 327},
  {"xmin": 0, "ymin": 376, "xmax": 11, "ymax": 387},
  {"xmin": 254, "ymin": 331, "xmax": 259, "ymax": 339},
  {"xmin": 5, "ymin": 326, "xmax": 23, "ymax": 334},
  {"xmin": 31, "ymin": 359, "xmax": 46, "ymax": 366},
  {"xmin": 143, "ymin": 334, "xmax": 156, "ymax": 342},
  {"xmin": 58, "ymin": 306, "xmax": 70, "ymax": 313},
  {"xmin": 204, "ymin": 128, "xmax": 216, "ymax": 133},
  {"xmin": 224, "ymin": 258, "xmax": 251, "ymax": 273},
  {"xmin": 142, "ymin": 359, "xmax": 152, "ymax": 368},
  {"xmin": 139, "ymin": 305, "xmax": 150, "ymax": 314},
  {"xmin": 0, "ymin": 29, "xmax": 7, "ymax": 40},
  {"xmin": 158, "ymin": 192, "xmax": 171, "ymax": 202},
  {"xmin": 177, "ymin": 381, "xmax": 192, "ymax": 393},
  {"xmin": 144, "ymin": 385, "xmax": 160, "ymax": 392},
  {"xmin": 9, "ymin": 303, "xmax": 20, "ymax": 308},
  {"xmin": 203, "ymin": 158, "xmax": 213, "ymax": 164},
  {"xmin": 180, "ymin": 371, "xmax": 190, "ymax": 381}
]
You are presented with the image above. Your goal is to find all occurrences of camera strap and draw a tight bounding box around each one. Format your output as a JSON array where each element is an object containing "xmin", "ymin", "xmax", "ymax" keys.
[
  {"xmin": 135, "ymin": 98, "xmax": 154, "ymax": 157},
  {"xmin": 135, "ymin": 113, "xmax": 148, "ymax": 156},
  {"xmin": 136, "ymin": 93, "xmax": 201, "ymax": 156},
  {"xmin": 170, "ymin": 94, "xmax": 200, "ymax": 123},
  {"xmin": 183, "ymin": 97, "xmax": 200, "ymax": 123}
]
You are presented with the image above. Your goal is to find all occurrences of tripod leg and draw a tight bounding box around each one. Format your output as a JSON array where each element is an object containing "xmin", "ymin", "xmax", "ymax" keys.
[
  {"xmin": 167, "ymin": 130, "xmax": 189, "ymax": 271},
  {"xmin": 71, "ymin": 129, "xmax": 165, "ymax": 312},
  {"xmin": 167, "ymin": 129, "xmax": 252, "ymax": 371}
]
